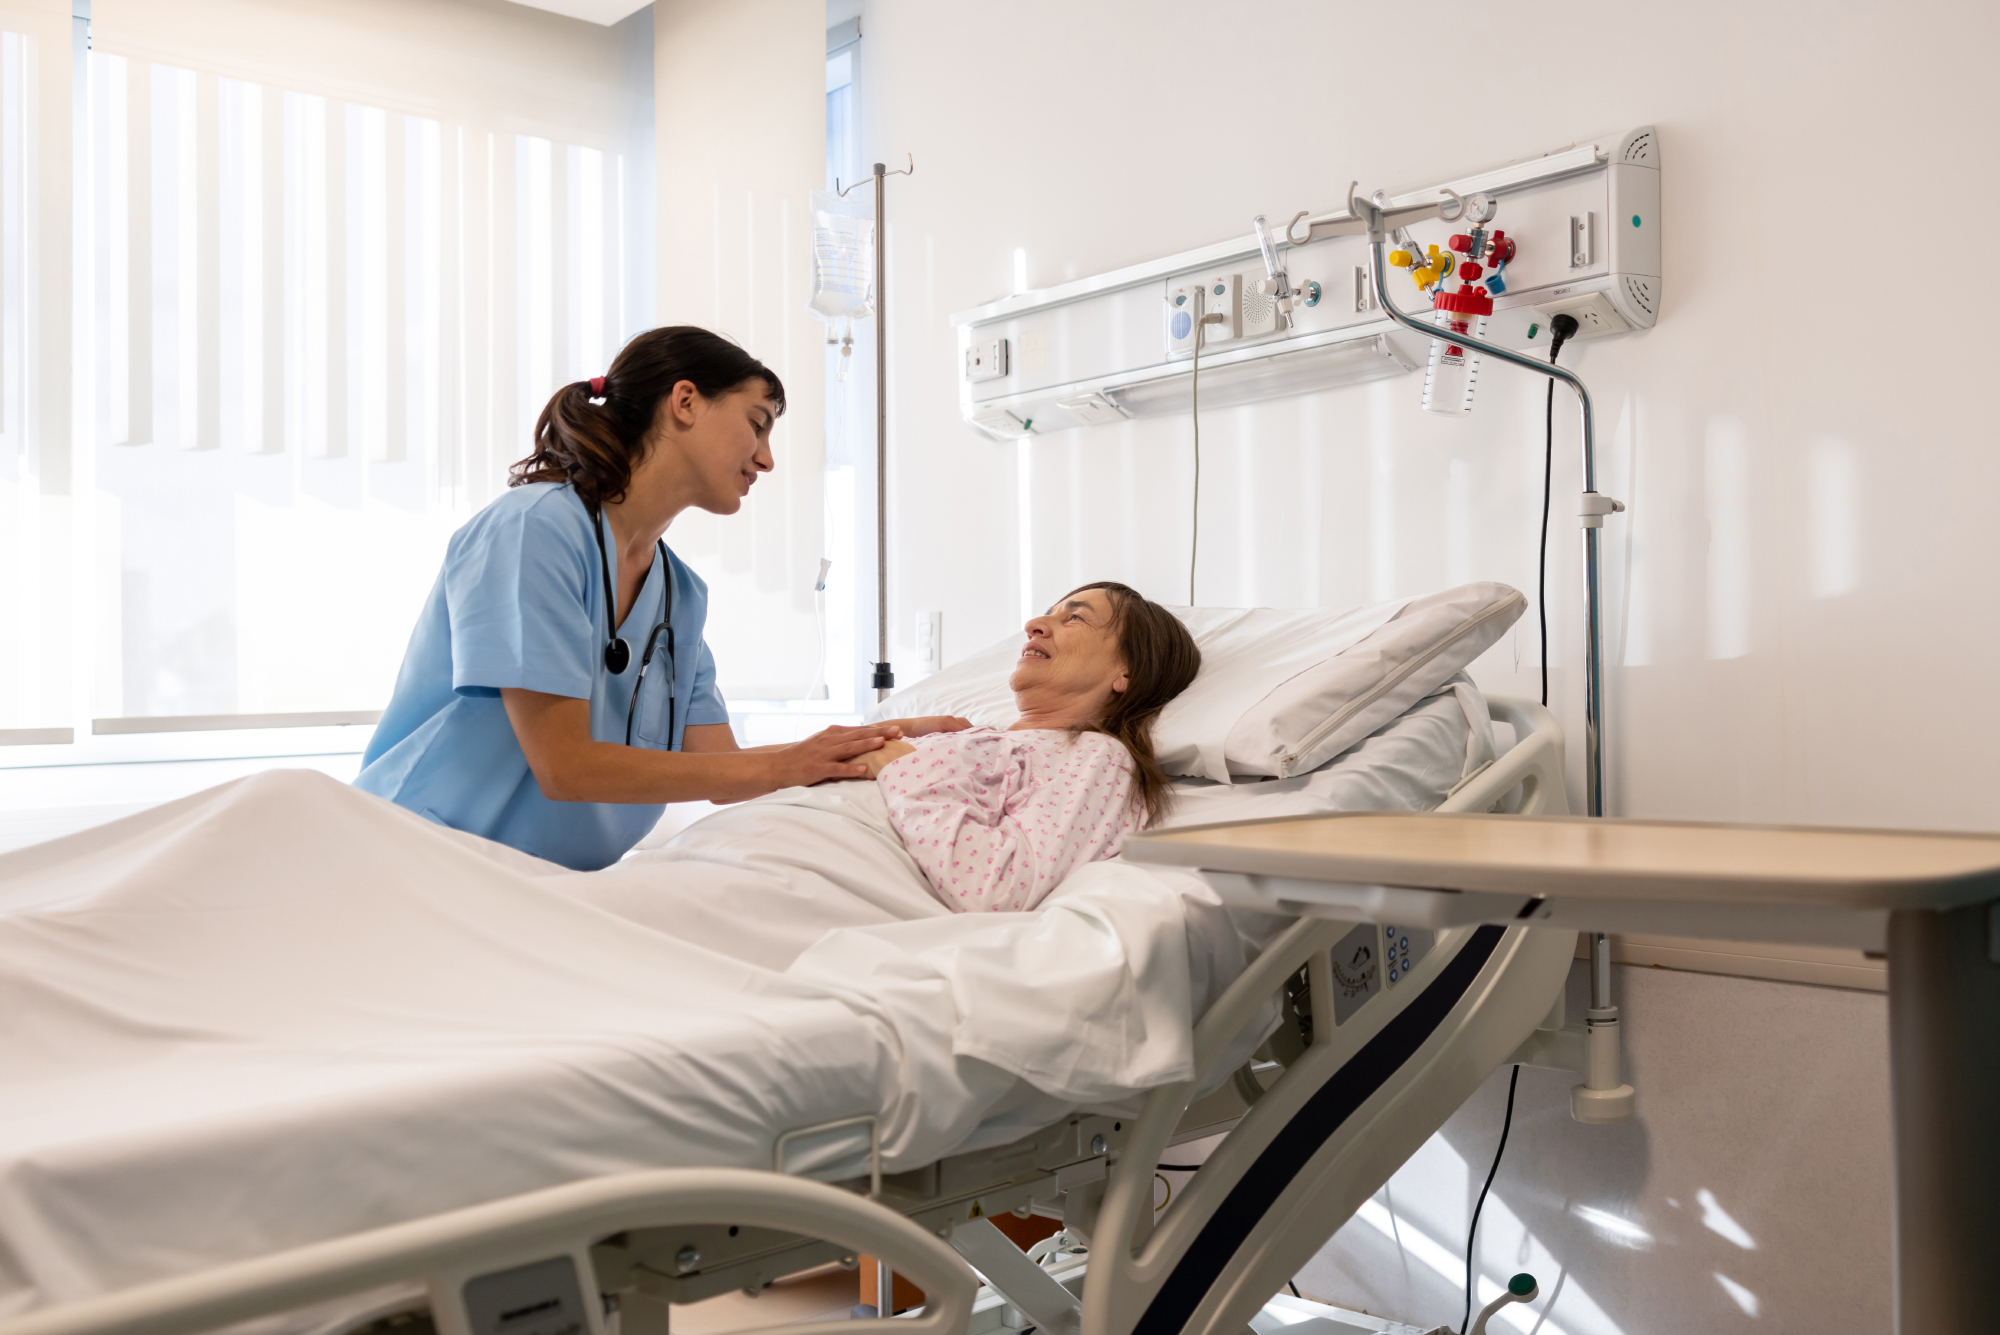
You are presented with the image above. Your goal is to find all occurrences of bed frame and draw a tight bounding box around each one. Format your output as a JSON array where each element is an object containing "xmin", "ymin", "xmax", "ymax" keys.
[{"xmin": 0, "ymin": 696, "xmax": 1577, "ymax": 1335}]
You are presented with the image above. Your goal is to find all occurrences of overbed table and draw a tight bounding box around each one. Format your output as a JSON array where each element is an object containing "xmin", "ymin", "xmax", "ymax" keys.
[{"xmin": 1124, "ymin": 812, "xmax": 2000, "ymax": 1335}]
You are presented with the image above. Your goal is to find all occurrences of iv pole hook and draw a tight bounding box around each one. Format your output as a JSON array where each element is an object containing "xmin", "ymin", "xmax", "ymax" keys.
[{"xmin": 835, "ymin": 153, "xmax": 914, "ymax": 198}]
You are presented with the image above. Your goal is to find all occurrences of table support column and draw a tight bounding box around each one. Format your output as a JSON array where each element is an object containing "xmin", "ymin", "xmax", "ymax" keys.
[{"xmin": 1887, "ymin": 899, "xmax": 2000, "ymax": 1334}]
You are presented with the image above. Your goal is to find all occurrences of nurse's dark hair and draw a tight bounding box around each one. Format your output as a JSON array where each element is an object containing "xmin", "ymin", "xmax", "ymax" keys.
[
  {"xmin": 510, "ymin": 326, "xmax": 786, "ymax": 509},
  {"xmin": 1058, "ymin": 582, "xmax": 1200, "ymax": 827}
]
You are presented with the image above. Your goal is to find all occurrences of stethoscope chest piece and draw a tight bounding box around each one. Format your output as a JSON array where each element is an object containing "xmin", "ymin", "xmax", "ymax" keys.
[{"xmin": 604, "ymin": 638, "xmax": 632, "ymax": 675}]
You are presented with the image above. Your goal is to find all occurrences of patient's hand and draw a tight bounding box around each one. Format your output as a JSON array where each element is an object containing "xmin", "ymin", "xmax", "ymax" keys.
[
  {"xmin": 880, "ymin": 715, "xmax": 973, "ymax": 738},
  {"xmin": 857, "ymin": 739, "xmax": 917, "ymax": 778}
]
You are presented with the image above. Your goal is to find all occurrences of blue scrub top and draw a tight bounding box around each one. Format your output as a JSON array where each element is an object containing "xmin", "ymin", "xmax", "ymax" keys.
[{"xmin": 355, "ymin": 482, "xmax": 731, "ymax": 870}]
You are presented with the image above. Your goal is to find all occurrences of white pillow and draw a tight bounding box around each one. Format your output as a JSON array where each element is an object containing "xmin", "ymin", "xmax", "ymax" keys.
[
  {"xmin": 1217, "ymin": 583, "xmax": 1524, "ymax": 780},
  {"xmin": 1151, "ymin": 601, "xmax": 1410, "ymax": 782},
  {"xmin": 866, "ymin": 582, "xmax": 1524, "ymax": 784}
]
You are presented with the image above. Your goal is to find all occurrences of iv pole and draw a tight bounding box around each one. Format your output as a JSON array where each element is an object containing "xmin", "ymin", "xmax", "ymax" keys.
[
  {"xmin": 836, "ymin": 156, "xmax": 914, "ymax": 703},
  {"xmin": 1272, "ymin": 186, "xmax": 1631, "ymax": 1116}
]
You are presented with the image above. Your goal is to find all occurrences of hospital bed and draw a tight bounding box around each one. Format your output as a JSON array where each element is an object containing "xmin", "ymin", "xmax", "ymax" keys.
[{"xmin": 0, "ymin": 673, "xmax": 1577, "ymax": 1335}]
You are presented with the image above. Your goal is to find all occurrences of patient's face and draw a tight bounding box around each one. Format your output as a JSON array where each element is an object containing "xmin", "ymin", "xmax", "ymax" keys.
[{"xmin": 1011, "ymin": 589, "xmax": 1130, "ymax": 722}]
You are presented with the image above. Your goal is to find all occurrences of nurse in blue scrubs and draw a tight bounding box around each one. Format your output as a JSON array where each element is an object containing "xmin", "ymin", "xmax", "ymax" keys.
[{"xmin": 356, "ymin": 326, "xmax": 965, "ymax": 870}]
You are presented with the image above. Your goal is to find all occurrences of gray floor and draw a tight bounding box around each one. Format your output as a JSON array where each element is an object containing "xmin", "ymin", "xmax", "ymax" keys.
[{"xmin": 1299, "ymin": 960, "xmax": 1891, "ymax": 1334}]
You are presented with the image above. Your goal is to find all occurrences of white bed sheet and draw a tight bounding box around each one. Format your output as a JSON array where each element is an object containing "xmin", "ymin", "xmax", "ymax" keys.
[{"xmin": 0, "ymin": 686, "xmax": 1481, "ymax": 1318}]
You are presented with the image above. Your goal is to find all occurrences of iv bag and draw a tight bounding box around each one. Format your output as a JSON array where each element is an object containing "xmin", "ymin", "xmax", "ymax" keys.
[{"xmin": 809, "ymin": 189, "xmax": 875, "ymax": 322}]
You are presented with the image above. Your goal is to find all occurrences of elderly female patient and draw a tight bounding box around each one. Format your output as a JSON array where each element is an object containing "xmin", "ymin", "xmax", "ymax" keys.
[{"xmin": 860, "ymin": 582, "xmax": 1199, "ymax": 914}]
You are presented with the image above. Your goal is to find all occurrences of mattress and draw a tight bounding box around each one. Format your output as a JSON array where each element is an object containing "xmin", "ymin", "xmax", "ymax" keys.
[{"xmin": 0, "ymin": 685, "xmax": 1484, "ymax": 1319}]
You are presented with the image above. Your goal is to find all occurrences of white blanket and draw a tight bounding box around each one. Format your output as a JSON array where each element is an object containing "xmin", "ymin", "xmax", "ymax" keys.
[
  {"xmin": 0, "ymin": 685, "xmax": 1479, "ymax": 1316},
  {"xmin": 0, "ymin": 771, "xmax": 1212, "ymax": 1315}
]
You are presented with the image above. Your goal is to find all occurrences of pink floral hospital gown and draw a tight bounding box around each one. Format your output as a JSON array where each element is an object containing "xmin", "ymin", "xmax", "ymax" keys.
[{"xmin": 877, "ymin": 727, "xmax": 1140, "ymax": 913}]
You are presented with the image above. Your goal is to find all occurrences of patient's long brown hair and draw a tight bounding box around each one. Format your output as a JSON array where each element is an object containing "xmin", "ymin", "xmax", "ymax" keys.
[{"xmin": 1061, "ymin": 582, "xmax": 1201, "ymax": 826}]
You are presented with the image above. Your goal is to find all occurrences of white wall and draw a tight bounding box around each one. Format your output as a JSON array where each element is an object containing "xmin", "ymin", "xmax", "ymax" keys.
[
  {"xmin": 654, "ymin": 0, "xmax": 829, "ymax": 699},
  {"xmin": 850, "ymin": 0, "xmax": 1994, "ymax": 1327},
  {"xmin": 855, "ymin": 0, "xmax": 2000, "ymax": 830}
]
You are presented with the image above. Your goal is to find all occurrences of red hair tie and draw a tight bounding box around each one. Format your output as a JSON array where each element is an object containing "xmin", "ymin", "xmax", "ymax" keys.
[{"xmin": 589, "ymin": 376, "xmax": 606, "ymax": 396}]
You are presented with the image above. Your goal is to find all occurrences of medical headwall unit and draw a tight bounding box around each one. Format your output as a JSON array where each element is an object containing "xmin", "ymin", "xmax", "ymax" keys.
[{"xmin": 949, "ymin": 127, "xmax": 1658, "ymax": 436}]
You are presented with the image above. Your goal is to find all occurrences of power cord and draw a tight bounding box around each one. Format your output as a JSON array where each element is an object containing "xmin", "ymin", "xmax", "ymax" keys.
[
  {"xmin": 1189, "ymin": 312, "xmax": 1221, "ymax": 604},
  {"xmin": 1537, "ymin": 314, "xmax": 1579, "ymax": 707},
  {"xmin": 1459, "ymin": 314, "xmax": 1575, "ymax": 1334},
  {"xmin": 1460, "ymin": 1064, "xmax": 1522, "ymax": 1335}
]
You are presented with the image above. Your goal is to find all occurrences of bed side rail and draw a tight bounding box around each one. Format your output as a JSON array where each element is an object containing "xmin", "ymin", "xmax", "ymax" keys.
[
  {"xmin": 1083, "ymin": 922, "xmax": 1572, "ymax": 1335},
  {"xmin": 1072, "ymin": 692, "xmax": 1576, "ymax": 1335},
  {"xmin": 0, "ymin": 1170, "xmax": 977, "ymax": 1335},
  {"xmin": 1439, "ymin": 693, "xmax": 1568, "ymax": 816}
]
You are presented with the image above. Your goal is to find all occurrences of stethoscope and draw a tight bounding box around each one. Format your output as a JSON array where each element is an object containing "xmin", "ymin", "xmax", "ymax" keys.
[{"xmin": 591, "ymin": 506, "xmax": 674, "ymax": 747}]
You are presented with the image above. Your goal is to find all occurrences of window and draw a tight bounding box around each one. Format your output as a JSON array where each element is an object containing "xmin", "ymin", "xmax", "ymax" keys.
[
  {"xmin": 0, "ymin": 0, "xmax": 655, "ymax": 766},
  {"xmin": 4, "ymin": 0, "xmax": 851, "ymax": 766},
  {"xmin": 0, "ymin": 1, "xmax": 81, "ymax": 750},
  {"xmin": 85, "ymin": 57, "xmax": 645, "ymax": 726}
]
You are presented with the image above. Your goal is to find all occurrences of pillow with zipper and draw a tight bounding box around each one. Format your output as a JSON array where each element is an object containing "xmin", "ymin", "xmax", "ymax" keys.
[
  {"xmin": 1206, "ymin": 582, "xmax": 1525, "ymax": 782},
  {"xmin": 1147, "ymin": 599, "xmax": 1411, "ymax": 782}
]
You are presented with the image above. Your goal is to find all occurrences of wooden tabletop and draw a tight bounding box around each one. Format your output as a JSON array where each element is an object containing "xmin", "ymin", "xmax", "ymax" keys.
[{"xmin": 1124, "ymin": 813, "xmax": 2000, "ymax": 912}]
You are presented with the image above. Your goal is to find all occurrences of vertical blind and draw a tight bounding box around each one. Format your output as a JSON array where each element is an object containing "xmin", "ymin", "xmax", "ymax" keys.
[
  {"xmin": 77, "ymin": 0, "xmax": 656, "ymax": 728},
  {"xmin": 1, "ymin": 0, "xmax": 842, "ymax": 749},
  {"xmin": 0, "ymin": 0, "xmax": 74, "ymax": 746}
]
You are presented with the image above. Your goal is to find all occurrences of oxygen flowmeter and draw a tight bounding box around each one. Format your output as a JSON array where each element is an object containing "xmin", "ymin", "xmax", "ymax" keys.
[{"xmin": 1390, "ymin": 203, "xmax": 1516, "ymax": 416}]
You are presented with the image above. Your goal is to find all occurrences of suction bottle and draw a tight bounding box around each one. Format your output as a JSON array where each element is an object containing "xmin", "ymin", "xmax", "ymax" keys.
[{"xmin": 1390, "ymin": 225, "xmax": 1515, "ymax": 417}]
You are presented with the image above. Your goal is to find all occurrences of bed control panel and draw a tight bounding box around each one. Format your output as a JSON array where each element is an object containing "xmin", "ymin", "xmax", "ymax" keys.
[{"xmin": 1383, "ymin": 925, "xmax": 1435, "ymax": 988}]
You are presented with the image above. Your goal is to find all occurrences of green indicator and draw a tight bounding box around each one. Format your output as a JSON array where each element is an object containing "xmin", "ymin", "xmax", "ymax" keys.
[
  {"xmin": 1632, "ymin": 214, "xmax": 1642, "ymax": 227},
  {"xmin": 1527, "ymin": 323, "xmax": 1540, "ymax": 339}
]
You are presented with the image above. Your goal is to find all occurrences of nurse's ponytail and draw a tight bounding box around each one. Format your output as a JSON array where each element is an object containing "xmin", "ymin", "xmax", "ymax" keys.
[{"xmin": 510, "ymin": 326, "xmax": 787, "ymax": 509}]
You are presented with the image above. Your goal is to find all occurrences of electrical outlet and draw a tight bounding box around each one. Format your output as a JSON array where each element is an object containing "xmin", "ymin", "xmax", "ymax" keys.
[
  {"xmin": 915, "ymin": 610, "xmax": 942, "ymax": 674},
  {"xmin": 1530, "ymin": 290, "xmax": 1632, "ymax": 339},
  {"xmin": 1202, "ymin": 274, "xmax": 1241, "ymax": 343},
  {"xmin": 965, "ymin": 338, "xmax": 1009, "ymax": 382}
]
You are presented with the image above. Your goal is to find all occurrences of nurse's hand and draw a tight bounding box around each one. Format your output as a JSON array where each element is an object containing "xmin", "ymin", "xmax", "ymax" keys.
[
  {"xmin": 878, "ymin": 715, "xmax": 974, "ymax": 737},
  {"xmin": 760, "ymin": 723, "xmax": 906, "ymax": 788},
  {"xmin": 504, "ymin": 689, "xmax": 903, "ymax": 804}
]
